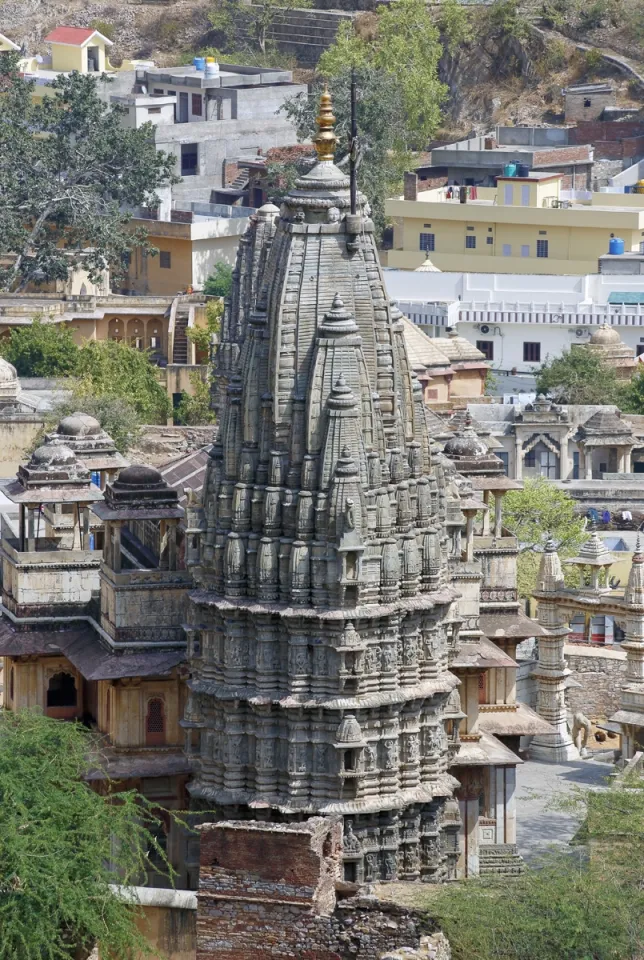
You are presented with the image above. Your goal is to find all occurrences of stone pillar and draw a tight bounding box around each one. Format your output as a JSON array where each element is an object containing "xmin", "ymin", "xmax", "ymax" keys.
[
  {"xmin": 504, "ymin": 766, "xmax": 517, "ymax": 845},
  {"xmin": 482, "ymin": 489, "xmax": 491, "ymax": 535},
  {"xmin": 514, "ymin": 438, "xmax": 523, "ymax": 480},
  {"xmin": 495, "ymin": 767, "xmax": 505, "ymax": 844},
  {"xmin": 112, "ymin": 522, "xmax": 122, "ymax": 573},
  {"xmin": 531, "ymin": 542, "xmax": 579, "ymax": 761},
  {"xmin": 493, "ymin": 492, "xmax": 503, "ymax": 539},
  {"xmin": 465, "ymin": 512, "xmax": 475, "ymax": 562},
  {"xmin": 584, "ymin": 447, "xmax": 593, "ymax": 480},
  {"xmin": 559, "ymin": 435, "xmax": 569, "ymax": 481},
  {"xmin": 27, "ymin": 507, "xmax": 36, "ymax": 553}
]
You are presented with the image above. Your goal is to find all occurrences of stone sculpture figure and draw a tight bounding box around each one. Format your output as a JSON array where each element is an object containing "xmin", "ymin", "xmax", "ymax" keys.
[{"xmin": 572, "ymin": 711, "xmax": 592, "ymax": 755}]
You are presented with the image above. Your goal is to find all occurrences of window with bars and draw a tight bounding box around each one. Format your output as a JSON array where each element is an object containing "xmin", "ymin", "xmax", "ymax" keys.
[
  {"xmin": 476, "ymin": 340, "xmax": 494, "ymax": 360},
  {"xmin": 159, "ymin": 251, "xmax": 171, "ymax": 269},
  {"xmin": 523, "ymin": 341, "xmax": 541, "ymax": 363},
  {"xmin": 146, "ymin": 698, "xmax": 166, "ymax": 746},
  {"xmin": 191, "ymin": 94, "xmax": 203, "ymax": 116},
  {"xmin": 536, "ymin": 239, "xmax": 549, "ymax": 258},
  {"xmin": 419, "ymin": 232, "xmax": 435, "ymax": 252},
  {"xmin": 465, "ymin": 235, "xmax": 476, "ymax": 249}
]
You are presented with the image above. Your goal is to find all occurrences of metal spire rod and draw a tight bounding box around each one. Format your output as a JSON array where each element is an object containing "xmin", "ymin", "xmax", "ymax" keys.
[{"xmin": 350, "ymin": 67, "xmax": 357, "ymax": 216}]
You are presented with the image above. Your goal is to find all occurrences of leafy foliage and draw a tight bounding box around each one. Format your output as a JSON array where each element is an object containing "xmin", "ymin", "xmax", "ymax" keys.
[
  {"xmin": 203, "ymin": 262, "xmax": 233, "ymax": 298},
  {"xmin": 174, "ymin": 371, "xmax": 216, "ymax": 425},
  {"xmin": 428, "ymin": 775, "xmax": 644, "ymax": 960},
  {"xmin": 535, "ymin": 348, "xmax": 621, "ymax": 406},
  {"xmin": 503, "ymin": 477, "xmax": 586, "ymax": 596},
  {"xmin": 186, "ymin": 298, "xmax": 223, "ymax": 355},
  {"xmin": 485, "ymin": 0, "xmax": 530, "ymax": 40},
  {"xmin": 317, "ymin": 0, "xmax": 446, "ymax": 150},
  {"xmin": 616, "ymin": 365, "xmax": 644, "ymax": 415},
  {"xmin": 74, "ymin": 339, "xmax": 171, "ymax": 426},
  {"xmin": 0, "ymin": 710, "xmax": 175, "ymax": 960},
  {"xmin": 437, "ymin": 0, "xmax": 474, "ymax": 54},
  {"xmin": 0, "ymin": 54, "xmax": 176, "ymax": 292},
  {"xmin": 0, "ymin": 317, "xmax": 80, "ymax": 377}
]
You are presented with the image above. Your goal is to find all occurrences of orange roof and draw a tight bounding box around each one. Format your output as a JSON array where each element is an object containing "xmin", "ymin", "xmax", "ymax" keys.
[{"xmin": 44, "ymin": 26, "xmax": 112, "ymax": 46}]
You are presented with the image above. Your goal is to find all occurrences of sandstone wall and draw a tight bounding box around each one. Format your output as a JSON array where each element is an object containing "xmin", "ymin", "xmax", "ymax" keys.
[{"xmin": 564, "ymin": 644, "xmax": 627, "ymax": 719}]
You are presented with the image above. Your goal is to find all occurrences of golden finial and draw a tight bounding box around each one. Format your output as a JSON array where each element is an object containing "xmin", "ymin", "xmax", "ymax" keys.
[{"xmin": 314, "ymin": 85, "xmax": 337, "ymax": 163}]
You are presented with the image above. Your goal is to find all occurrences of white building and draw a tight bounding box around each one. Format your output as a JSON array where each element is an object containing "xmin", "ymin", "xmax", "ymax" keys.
[{"xmin": 385, "ymin": 267, "xmax": 644, "ymax": 373}]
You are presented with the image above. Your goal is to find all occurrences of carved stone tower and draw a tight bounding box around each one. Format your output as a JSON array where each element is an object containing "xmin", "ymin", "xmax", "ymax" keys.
[{"xmin": 185, "ymin": 90, "xmax": 461, "ymax": 882}]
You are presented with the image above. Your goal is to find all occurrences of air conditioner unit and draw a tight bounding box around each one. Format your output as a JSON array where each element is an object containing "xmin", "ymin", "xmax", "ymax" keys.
[
  {"xmin": 575, "ymin": 328, "xmax": 588, "ymax": 337},
  {"xmin": 480, "ymin": 324, "xmax": 491, "ymax": 334}
]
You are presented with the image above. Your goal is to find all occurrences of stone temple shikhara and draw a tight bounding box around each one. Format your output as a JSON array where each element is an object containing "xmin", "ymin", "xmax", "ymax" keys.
[{"xmin": 183, "ymin": 90, "xmax": 523, "ymax": 883}]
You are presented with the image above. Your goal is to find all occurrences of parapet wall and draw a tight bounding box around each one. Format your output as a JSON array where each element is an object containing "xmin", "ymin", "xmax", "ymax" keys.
[{"xmin": 196, "ymin": 818, "xmax": 449, "ymax": 960}]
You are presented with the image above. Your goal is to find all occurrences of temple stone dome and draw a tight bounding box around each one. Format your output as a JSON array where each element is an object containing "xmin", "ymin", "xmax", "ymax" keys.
[
  {"xmin": 589, "ymin": 324, "xmax": 621, "ymax": 345},
  {"xmin": 335, "ymin": 715, "xmax": 364, "ymax": 744},
  {"xmin": 58, "ymin": 413, "xmax": 102, "ymax": 437},
  {"xmin": 0, "ymin": 358, "xmax": 18, "ymax": 383},
  {"xmin": 115, "ymin": 464, "xmax": 163, "ymax": 487},
  {"xmin": 30, "ymin": 443, "xmax": 77, "ymax": 466},
  {"xmin": 415, "ymin": 254, "xmax": 441, "ymax": 273},
  {"xmin": 443, "ymin": 430, "xmax": 488, "ymax": 460}
]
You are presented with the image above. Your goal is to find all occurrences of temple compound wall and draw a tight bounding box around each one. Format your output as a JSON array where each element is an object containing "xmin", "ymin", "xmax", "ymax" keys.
[
  {"xmin": 565, "ymin": 644, "xmax": 627, "ymax": 719},
  {"xmin": 196, "ymin": 817, "xmax": 450, "ymax": 960}
]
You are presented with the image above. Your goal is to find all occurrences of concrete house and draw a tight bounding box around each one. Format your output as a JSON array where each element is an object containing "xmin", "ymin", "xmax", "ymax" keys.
[{"xmin": 43, "ymin": 26, "xmax": 113, "ymax": 75}]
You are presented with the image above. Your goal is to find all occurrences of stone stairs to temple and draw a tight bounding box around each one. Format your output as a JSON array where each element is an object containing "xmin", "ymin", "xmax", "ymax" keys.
[
  {"xmin": 241, "ymin": 7, "xmax": 355, "ymax": 64},
  {"xmin": 478, "ymin": 844, "xmax": 525, "ymax": 876}
]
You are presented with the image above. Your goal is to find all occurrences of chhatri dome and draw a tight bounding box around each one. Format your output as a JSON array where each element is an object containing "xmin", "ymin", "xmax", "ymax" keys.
[
  {"xmin": 415, "ymin": 253, "xmax": 441, "ymax": 273},
  {"xmin": 582, "ymin": 322, "xmax": 637, "ymax": 380},
  {"xmin": 0, "ymin": 357, "xmax": 21, "ymax": 404}
]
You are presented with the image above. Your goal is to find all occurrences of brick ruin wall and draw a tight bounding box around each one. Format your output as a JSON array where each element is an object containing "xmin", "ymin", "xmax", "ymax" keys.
[{"xmin": 196, "ymin": 818, "xmax": 450, "ymax": 960}]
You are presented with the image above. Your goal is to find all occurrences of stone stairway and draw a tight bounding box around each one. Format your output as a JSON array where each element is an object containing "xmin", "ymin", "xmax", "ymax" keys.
[
  {"xmin": 241, "ymin": 7, "xmax": 355, "ymax": 64},
  {"xmin": 172, "ymin": 309, "xmax": 189, "ymax": 364},
  {"xmin": 478, "ymin": 844, "xmax": 525, "ymax": 876},
  {"xmin": 229, "ymin": 170, "xmax": 250, "ymax": 190}
]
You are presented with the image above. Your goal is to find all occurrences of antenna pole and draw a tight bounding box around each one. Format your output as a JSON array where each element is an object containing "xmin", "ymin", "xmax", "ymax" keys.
[{"xmin": 350, "ymin": 67, "xmax": 357, "ymax": 216}]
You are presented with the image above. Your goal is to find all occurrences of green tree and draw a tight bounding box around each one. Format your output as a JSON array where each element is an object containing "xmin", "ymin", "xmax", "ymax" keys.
[
  {"xmin": 174, "ymin": 371, "xmax": 216, "ymax": 425},
  {"xmin": 437, "ymin": 0, "xmax": 474, "ymax": 55},
  {"xmin": 317, "ymin": 0, "xmax": 447, "ymax": 150},
  {"xmin": 75, "ymin": 339, "xmax": 171, "ymax": 426},
  {"xmin": 203, "ymin": 262, "xmax": 233, "ymax": 298},
  {"xmin": 426, "ymin": 776, "xmax": 644, "ymax": 960},
  {"xmin": 617, "ymin": 366, "xmax": 644, "ymax": 415},
  {"xmin": 0, "ymin": 709, "xmax": 175, "ymax": 960},
  {"xmin": 0, "ymin": 317, "xmax": 80, "ymax": 377},
  {"xmin": 0, "ymin": 54, "xmax": 177, "ymax": 292},
  {"xmin": 503, "ymin": 477, "xmax": 586, "ymax": 597},
  {"xmin": 535, "ymin": 348, "xmax": 621, "ymax": 406}
]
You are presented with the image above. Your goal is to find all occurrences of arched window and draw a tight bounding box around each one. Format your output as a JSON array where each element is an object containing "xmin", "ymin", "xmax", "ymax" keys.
[
  {"xmin": 47, "ymin": 672, "xmax": 77, "ymax": 708},
  {"xmin": 145, "ymin": 698, "xmax": 166, "ymax": 746}
]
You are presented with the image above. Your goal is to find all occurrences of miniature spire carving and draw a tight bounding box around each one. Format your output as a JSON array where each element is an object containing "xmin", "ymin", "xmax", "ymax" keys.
[
  {"xmin": 314, "ymin": 85, "xmax": 337, "ymax": 162},
  {"xmin": 537, "ymin": 539, "xmax": 564, "ymax": 593},
  {"xmin": 625, "ymin": 534, "xmax": 644, "ymax": 606}
]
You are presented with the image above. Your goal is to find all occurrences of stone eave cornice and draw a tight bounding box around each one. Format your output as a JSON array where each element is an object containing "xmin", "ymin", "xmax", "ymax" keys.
[
  {"xmin": 534, "ymin": 587, "xmax": 644, "ymax": 615},
  {"xmin": 187, "ymin": 772, "xmax": 459, "ymax": 813},
  {"xmin": 188, "ymin": 587, "xmax": 460, "ymax": 619},
  {"xmin": 188, "ymin": 672, "xmax": 458, "ymax": 709}
]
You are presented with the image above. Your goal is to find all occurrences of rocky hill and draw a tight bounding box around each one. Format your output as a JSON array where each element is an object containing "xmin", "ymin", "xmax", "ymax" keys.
[{"xmin": 4, "ymin": 0, "xmax": 644, "ymax": 141}]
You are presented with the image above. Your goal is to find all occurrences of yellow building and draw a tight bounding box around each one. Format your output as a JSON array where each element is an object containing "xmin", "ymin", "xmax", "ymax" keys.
[
  {"xmin": 124, "ymin": 215, "xmax": 249, "ymax": 297},
  {"xmin": 386, "ymin": 172, "xmax": 644, "ymax": 276},
  {"xmin": 43, "ymin": 26, "xmax": 113, "ymax": 74}
]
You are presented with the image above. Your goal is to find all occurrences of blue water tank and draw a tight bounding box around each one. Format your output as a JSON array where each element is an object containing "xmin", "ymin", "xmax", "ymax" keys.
[
  {"xmin": 193, "ymin": 56, "xmax": 205, "ymax": 71},
  {"xmin": 517, "ymin": 162, "xmax": 530, "ymax": 178},
  {"xmin": 609, "ymin": 237, "xmax": 625, "ymax": 255},
  {"xmin": 503, "ymin": 162, "xmax": 517, "ymax": 177}
]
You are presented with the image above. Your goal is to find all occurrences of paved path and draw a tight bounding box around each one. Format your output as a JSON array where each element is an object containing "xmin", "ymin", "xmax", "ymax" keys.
[{"xmin": 515, "ymin": 757, "xmax": 611, "ymax": 861}]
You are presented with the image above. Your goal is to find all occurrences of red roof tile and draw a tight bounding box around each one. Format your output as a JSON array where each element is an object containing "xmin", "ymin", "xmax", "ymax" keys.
[{"xmin": 44, "ymin": 26, "xmax": 110, "ymax": 46}]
